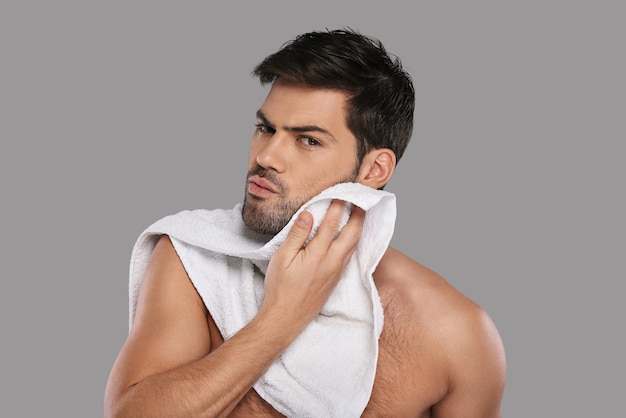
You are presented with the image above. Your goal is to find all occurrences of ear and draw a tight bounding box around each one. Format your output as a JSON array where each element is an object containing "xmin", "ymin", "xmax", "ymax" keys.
[{"xmin": 356, "ymin": 148, "xmax": 396, "ymax": 189}]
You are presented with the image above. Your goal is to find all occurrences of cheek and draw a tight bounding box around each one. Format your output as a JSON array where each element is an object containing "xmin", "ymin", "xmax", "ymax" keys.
[{"xmin": 291, "ymin": 168, "xmax": 346, "ymax": 198}]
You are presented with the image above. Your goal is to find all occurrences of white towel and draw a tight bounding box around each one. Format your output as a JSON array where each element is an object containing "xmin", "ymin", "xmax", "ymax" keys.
[{"xmin": 128, "ymin": 182, "xmax": 396, "ymax": 417}]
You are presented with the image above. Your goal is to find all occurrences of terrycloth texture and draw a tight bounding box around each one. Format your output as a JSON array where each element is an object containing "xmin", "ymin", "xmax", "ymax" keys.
[{"xmin": 128, "ymin": 182, "xmax": 396, "ymax": 417}]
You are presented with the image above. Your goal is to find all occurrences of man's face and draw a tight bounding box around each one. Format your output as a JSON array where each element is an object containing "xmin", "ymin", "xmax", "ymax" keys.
[{"xmin": 242, "ymin": 80, "xmax": 360, "ymax": 235}]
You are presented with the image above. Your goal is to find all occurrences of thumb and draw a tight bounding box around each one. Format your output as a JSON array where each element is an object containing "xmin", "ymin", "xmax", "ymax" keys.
[{"xmin": 280, "ymin": 210, "xmax": 313, "ymax": 256}]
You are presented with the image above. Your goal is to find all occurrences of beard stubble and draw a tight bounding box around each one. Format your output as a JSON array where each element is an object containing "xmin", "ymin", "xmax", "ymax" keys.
[{"xmin": 241, "ymin": 166, "xmax": 357, "ymax": 235}]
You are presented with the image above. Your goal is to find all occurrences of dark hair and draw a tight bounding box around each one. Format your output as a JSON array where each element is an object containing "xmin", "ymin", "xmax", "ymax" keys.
[{"xmin": 252, "ymin": 28, "xmax": 415, "ymax": 166}]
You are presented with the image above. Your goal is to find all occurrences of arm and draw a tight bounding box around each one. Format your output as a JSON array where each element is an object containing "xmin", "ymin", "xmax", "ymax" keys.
[
  {"xmin": 432, "ymin": 306, "xmax": 507, "ymax": 418},
  {"xmin": 104, "ymin": 200, "xmax": 364, "ymax": 417}
]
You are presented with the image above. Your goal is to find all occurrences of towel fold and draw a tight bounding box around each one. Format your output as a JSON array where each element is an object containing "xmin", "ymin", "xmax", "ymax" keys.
[{"xmin": 128, "ymin": 182, "xmax": 396, "ymax": 417}]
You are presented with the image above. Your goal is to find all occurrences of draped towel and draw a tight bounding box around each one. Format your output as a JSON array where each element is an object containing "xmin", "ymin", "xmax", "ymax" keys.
[{"xmin": 128, "ymin": 182, "xmax": 396, "ymax": 417}]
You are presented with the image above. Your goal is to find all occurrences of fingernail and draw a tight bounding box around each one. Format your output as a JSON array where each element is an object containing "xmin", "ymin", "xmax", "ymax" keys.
[{"xmin": 297, "ymin": 211, "xmax": 311, "ymax": 226}]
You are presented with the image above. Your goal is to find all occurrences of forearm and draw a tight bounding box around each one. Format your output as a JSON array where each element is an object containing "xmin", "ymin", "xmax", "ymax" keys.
[{"xmin": 108, "ymin": 313, "xmax": 297, "ymax": 418}]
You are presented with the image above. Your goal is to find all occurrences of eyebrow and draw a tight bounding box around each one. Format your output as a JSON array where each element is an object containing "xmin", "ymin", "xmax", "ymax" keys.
[{"xmin": 256, "ymin": 110, "xmax": 337, "ymax": 142}]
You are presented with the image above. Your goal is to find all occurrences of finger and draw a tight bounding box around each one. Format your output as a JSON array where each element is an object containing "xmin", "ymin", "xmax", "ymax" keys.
[
  {"xmin": 278, "ymin": 210, "xmax": 313, "ymax": 258},
  {"xmin": 330, "ymin": 204, "xmax": 365, "ymax": 257},
  {"xmin": 310, "ymin": 199, "xmax": 348, "ymax": 246}
]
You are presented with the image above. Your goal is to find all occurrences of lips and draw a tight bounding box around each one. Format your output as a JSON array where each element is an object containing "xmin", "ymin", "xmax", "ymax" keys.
[{"xmin": 247, "ymin": 175, "xmax": 279, "ymax": 196}]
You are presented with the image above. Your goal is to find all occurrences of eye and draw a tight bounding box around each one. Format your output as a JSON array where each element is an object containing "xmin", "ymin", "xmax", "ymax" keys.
[
  {"xmin": 255, "ymin": 123, "xmax": 275, "ymax": 135},
  {"xmin": 298, "ymin": 136, "xmax": 320, "ymax": 148}
]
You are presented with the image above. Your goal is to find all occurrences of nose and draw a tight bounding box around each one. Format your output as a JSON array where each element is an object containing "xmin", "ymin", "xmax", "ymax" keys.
[{"xmin": 254, "ymin": 134, "xmax": 287, "ymax": 173}]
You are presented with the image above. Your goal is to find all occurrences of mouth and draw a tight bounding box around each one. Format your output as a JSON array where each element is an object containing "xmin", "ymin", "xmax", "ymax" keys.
[{"xmin": 247, "ymin": 175, "xmax": 279, "ymax": 197}]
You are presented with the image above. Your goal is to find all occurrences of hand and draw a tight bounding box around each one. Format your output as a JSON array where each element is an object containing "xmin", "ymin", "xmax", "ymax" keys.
[{"xmin": 260, "ymin": 200, "xmax": 365, "ymax": 333}]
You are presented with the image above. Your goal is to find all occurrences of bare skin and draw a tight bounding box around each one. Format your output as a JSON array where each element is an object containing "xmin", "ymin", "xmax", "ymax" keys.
[
  {"xmin": 364, "ymin": 248, "xmax": 506, "ymax": 417},
  {"xmin": 105, "ymin": 81, "xmax": 506, "ymax": 417}
]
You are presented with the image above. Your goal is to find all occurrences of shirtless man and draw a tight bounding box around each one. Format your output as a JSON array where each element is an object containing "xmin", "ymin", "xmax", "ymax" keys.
[{"xmin": 105, "ymin": 29, "xmax": 506, "ymax": 417}]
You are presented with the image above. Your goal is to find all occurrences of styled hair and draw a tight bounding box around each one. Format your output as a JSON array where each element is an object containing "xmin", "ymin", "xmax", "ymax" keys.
[{"xmin": 252, "ymin": 28, "xmax": 415, "ymax": 166}]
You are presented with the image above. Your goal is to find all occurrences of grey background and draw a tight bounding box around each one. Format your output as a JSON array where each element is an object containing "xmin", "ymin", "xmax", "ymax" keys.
[{"xmin": 2, "ymin": 1, "xmax": 623, "ymax": 417}]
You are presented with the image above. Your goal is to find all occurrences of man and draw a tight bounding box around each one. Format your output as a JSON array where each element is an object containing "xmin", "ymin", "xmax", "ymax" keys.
[{"xmin": 105, "ymin": 29, "xmax": 506, "ymax": 417}]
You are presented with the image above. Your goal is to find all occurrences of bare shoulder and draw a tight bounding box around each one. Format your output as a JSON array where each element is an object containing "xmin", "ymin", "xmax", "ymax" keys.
[
  {"xmin": 373, "ymin": 247, "xmax": 490, "ymax": 331},
  {"xmin": 105, "ymin": 235, "xmax": 212, "ymax": 412},
  {"xmin": 368, "ymin": 247, "xmax": 506, "ymax": 417}
]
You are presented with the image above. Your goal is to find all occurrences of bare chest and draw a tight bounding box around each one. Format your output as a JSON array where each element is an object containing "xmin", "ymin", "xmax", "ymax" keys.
[{"xmin": 362, "ymin": 306, "xmax": 449, "ymax": 417}]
